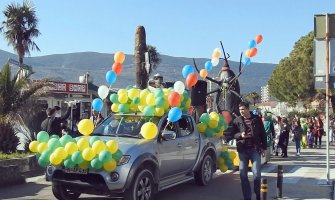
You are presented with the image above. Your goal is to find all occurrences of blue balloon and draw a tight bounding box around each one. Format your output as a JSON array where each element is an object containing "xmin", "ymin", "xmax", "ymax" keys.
[
  {"xmin": 92, "ymin": 98, "xmax": 103, "ymax": 111},
  {"xmin": 248, "ymin": 40, "xmax": 257, "ymax": 49},
  {"xmin": 204, "ymin": 61, "xmax": 213, "ymax": 71},
  {"xmin": 243, "ymin": 57, "xmax": 251, "ymax": 66},
  {"xmin": 182, "ymin": 65, "xmax": 194, "ymax": 78},
  {"xmin": 106, "ymin": 70, "xmax": 117, "ymax": 85},
  {"xmin": 168, "ymin": 107, "xmax": 182, "ymax": 122}
]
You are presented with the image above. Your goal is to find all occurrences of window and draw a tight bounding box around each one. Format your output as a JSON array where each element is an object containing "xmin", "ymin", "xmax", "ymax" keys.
[{"xmin": 178, "ymin": 116, "xmax": 193, "ymax": 137}]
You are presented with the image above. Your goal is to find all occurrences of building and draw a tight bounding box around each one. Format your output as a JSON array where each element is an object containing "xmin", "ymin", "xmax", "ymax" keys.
[{"xmin": 260, "ymin": 84, "xmax": 270, "ymax": 102}]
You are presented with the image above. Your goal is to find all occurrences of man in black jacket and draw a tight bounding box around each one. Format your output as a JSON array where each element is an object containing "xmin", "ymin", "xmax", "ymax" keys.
[{"xmin": 222, "ymin": 101, "xmax": 267, "ymax": 200}]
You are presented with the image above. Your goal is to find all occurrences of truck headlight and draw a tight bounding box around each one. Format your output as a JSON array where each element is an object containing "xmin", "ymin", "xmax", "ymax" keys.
[{"xmin": 117, "ymin": 155, "xmax": 131, "ymax": 166}]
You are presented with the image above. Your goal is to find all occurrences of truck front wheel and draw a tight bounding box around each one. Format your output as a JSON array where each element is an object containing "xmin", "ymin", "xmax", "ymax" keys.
[
  {"xmin": 52, "ymin": 183, "xmax": 81, "ymax": 200},
  {"xmin": 194, "ymin": 154, "xmax": 213, "ymax": 186},
  {"xmin": 124, "ymin": 169, "xmax": 155, "ymax": 200}
]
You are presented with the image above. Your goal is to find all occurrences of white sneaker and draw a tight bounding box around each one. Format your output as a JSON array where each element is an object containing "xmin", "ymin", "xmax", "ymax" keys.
[{"xmin": 297, "ymin": 152, "xmax": 300, "ymax": 156}]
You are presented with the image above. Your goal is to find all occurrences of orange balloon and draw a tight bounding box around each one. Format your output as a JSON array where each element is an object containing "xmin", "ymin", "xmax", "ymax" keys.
[
  {"xmin": 168, "ymin": 92, "xmax": 181, "ymax": 107},
  {"xmin": 221, "ymin": 111, "xmax": 232, "ymax": 124},
  {"xmin": 245, "ymin": 49, "xmax": 251, "ymax": 58},
  {"xmin": 185, "ymin": 73, "xmax": 198, "ymax": 88},
  {"xmin": 212, "ymin": 51, "xmax": 220, "ymax": 59},
  {"xmin": 112, "ymin": 62, "xmax": 123, "ymax": 75},
  {"xmin": 114, "ymin": 52, "xmax": 125, "ymax": 63},
  {"xmin": 255, "ymin": 34, "xmax": 263, "ymax": 44},
  {"xmin": 249, "ymin": 48, "xmax": 258, "ymax": 57},
  {"xmin": 199, "ymin": 69, "xmax": 208, "ymax": 79}
]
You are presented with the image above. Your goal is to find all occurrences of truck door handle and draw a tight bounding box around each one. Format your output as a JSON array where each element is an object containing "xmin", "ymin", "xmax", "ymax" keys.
[{"xmin": 177, "ymin": 143, "xmax": 182, "ymax": 148}]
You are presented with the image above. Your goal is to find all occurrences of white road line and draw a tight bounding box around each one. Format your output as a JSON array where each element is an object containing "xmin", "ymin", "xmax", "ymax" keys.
[
  {"xmin": 283, "ymin": 166, "xmax": 307, "ymax": 184},
  {"xmin": 261, "ymin": 165, "xmax": 276, "ymax": 174}
]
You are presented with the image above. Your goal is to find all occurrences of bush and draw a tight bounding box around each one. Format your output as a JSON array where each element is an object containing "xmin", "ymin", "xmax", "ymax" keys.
[{"xmin": 0, "ymin": 116, "xmax": 20, "ymax": 153}]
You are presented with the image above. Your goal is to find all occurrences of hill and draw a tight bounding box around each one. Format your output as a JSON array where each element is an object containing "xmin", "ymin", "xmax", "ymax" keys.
[{"xmin": 0, "ymin": 50, "xmax": 276, "ymax": 93}]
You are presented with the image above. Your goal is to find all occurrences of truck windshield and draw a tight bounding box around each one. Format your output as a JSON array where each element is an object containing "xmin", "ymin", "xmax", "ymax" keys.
[{"xmin": 92, "ymin": 115, "xmax": 159, "ymax": 138}]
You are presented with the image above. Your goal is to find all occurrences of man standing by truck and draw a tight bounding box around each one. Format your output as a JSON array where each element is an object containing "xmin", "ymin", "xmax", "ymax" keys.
[{"xmin": 222, "ymin": 101, "xmax": 267, "ymax": 200}]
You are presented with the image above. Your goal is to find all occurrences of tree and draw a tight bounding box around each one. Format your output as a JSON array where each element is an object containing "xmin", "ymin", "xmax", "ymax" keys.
[
  {"xmin": 0, "ymin": 1, "xmax": 40, "ymax": 73},
  {"xmin": 268, "ymin": 32, "xmax": 314, "ymax": 105},
  {"xmin": 134, "ymin": 26, "xmax": 147, "ymax": 89},
  {"xmin": 245, "ymin": 91, "xmax": 260, "ymax": 106},
  {"xmin": 146, "ymin": 44, "xmax": 161, "ymax": 75}
]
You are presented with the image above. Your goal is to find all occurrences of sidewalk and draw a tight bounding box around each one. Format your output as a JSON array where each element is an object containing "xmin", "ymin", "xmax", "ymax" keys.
[{"xmin": 260, "ymin": 141, "xmax": 335, "ymax": 199}]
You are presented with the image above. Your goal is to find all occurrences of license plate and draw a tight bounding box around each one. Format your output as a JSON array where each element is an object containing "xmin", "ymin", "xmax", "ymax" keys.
[{"xmin": 63, "ymin": 167, "xmax": 88, "ymax": 174}]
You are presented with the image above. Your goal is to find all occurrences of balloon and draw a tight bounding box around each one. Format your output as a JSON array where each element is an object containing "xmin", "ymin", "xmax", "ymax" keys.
[
  {"xmin": 229, "ymin": 151, "xmax": 236, "ymax": 160},
  {"xmin": 182, "ymin": 65, "xmax": 194, "ymax": 78},
  {"xmin": 221, "ymin": 111, "xmax": 233, "ymax": 124},
  {"xmin": 49, "ymin": 153, "xmax": 62, "ymax": 166},
  {"xmin": 60, "ymin": 134, "xmax": 74, "ymax": 146},
  {"xmin": 212, "ymin": 49, "xmax": 221, "ymax": 59},
  {"xmin": 255, "ymin": 34, "xmax": 263, "ymax": 44},
  {"xmin": 113, "ymin": 150, "xmax": 123, "ymax": 161},
  {"xmin": 204, "ymin": 61, "xmax": 213, "ymax": 71},
  {"xmin": 106, "ymin": 70, "xmax": 117, "ymax": 84},
  {"xmin": 77, "ymin": 137, "xmax": 90, "ymax": 151},
  {"xmin": 106, "ymin": 140, "xmax": 119, "ymax": 154},
  {"xmin": 109, "ymin": 94, "xmax": 119, "ymax": 104},
  {"xmin": 64, "ymin": 142, "xmax": 78, "ymax": 155},
  {"xmin": 211, "ymin": 57, "xmax": 219, "ymax": 66},
  {"xmin": 153, "ymin": 88, "xmax": 164, "ymax": 98},
  {"xmin": 103, "ymin": 159, "xmax": 117, "ymax": 172},
  {"xmin": 168, "ymin": 107, "xmax": 182, "ymax": 122},
  {"xmin": 29, "ymin": 141, "xmax": 39, "ymax": 153},
  {"xmin": 118, "ymin": 104, "xmax": 129, "ymax": 113},
  {"xmin": 78, "ymin": 119, "xmax": 94, "ymax": 136},
  {"xmin": 143, "ymin": 106, "xmax": 155, "ymax": 116},
  {"xmin": 205, "ymin": 128, "xmax": 216, "ymax": 137},
  {"xmin": 199, "ymin": 69, "xmax": 208, "ymax": 78},
  {"xmin": 98, "ymin": 85, "xmax": 109, "ymax": 99},
  {"xmin": 209, "ymin": 112, "xmax": 220, "ymax": 121},
  {"xmin": 111, "ymin": 103, "xmax": 119, "ymax": 112},
  {"xmin": 245, "ymin": 49, "xmax": 251, "ymax": 58},
  {"xmin": 82, "ymin": 147, "xmax": 96, "ymax": 161},
  {"xmin": 168, "ymin": 92, "xmax": 181, "ymax": 107},
  {"xmin": 90, "ymin": 158, "xmax": 103, "ymax": 170},
  {"xmin": 89, "ymin": 136, "xmax": 100, "ymax": 146},
  {"xmin": 199, "ymin": 113, "xmax": 210, "ymax": 124},
  {"xmin": 112, "ymin": 62, "xmax": 123, "ymax": 75},
  {"xmin": 155, "ymin": 107, "xmax": 165, "ymax": 117},
  {"xmin": 114, "ymin": 51, "xmax": 126, "ymax": 63},
  {"xmin": 249, "ymin": 48, "xmax": 257, "ymax": 57},
  {"xmin": 140, "ymin": 122, "xmax": 158, "ymax": 139},
  {"xmin": 92, "ymin": 98, "xmax": 103, "ymax": 112},
  {"xmin": 92, "ymin": 140, "xmax": 107, "ymax": 155},
  {"xmin": 208, "ymin": 120, "xmax": 219, "ymax": 129},
  {"xmin": 64, "ymin": 158, "xmax": 76, "ymax": 168},
  {"xmin": 185, "ymin": 73, "xmax": 198, "ymax": 88},
  {"xmin": 37, "ymin": 131, "xmax": 49, "ymax": 143},
  {"xmin": 133, "ymin": 97, "xmax": 140, "ymax": 104},
  {"xmin": 48, "ymin": 138, "xmax": 61, "ymax": 151},
  {"xmin": 71, "ymin": 151, "xmax": 84, "ymax": 164},
  {"xmin": 243, "ymin": 57, "xmax": 251, "ymax": 66},
  {"xmin": 146, "ymin": 93, "xmax": 156, "ymax": 106},
  {"xmin": 155, "ymin": 97, "xmax": 165, "ymax": 107},
  {"xmin": 38, "ymin": 150, "xmax": 52, "ymax": 167},
  {"xmin": 79, "ymin": 161, "xmax": 89, "ymax": 169},
  {"xmin": 173, "ymin": 81, "xmax": 185, "ymax": 94},
  {"xmin": 118, "ymin": 93, "xmax": 128, "ymax": 104},
  {"xmin": 50, "ymin": 135, "xmax": 60, "ymax": 140},
  {"xmin": 98, "ymin": 150, "xmax": 113, "ymax": 163},
  {"xmin": 196, "ymin": 123, "xmax": 207, "ymax": 133},
  {"xmin": 54, "ymin": 147, "xmax": 68, "ymax": 160},
  {"xmin": 128, "ymin": 88, "xmax": 140, "ymax": 100},
  {"xmin": 248, "ymin": 40, "xmax": 257, "ymax": 49},
  {"xmin": 37, "ymin": 142, "xmax": 48, "ymax": 154}
]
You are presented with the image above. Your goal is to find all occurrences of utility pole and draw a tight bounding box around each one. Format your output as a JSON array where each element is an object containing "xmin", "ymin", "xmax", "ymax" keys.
[{"xmin": 325, "ymin": 13, "xmax": 330, "ymax": 184}]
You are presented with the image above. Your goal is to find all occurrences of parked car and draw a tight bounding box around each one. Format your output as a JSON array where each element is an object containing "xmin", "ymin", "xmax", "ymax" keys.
[{"xmin": 46, "ymin": 113, "xmax": 222, "ymax": 200}]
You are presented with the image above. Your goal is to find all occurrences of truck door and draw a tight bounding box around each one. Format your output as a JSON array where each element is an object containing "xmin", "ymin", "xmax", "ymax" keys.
[
  {"xmin": 157, "ymin": 117, "xmax": 184, "ymax": 178},
  {"xmin": 177, "ymin": 115, "xmax": 199, "ymax": 172}
]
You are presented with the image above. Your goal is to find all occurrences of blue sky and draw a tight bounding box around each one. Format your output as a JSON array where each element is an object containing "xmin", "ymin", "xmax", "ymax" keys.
[{"xmin": 0, "ymin": 0, "xmax": 334, "ymax": 64}]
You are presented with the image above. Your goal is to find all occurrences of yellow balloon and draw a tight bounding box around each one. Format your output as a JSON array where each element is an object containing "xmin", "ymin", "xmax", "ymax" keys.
[
  {"xmin": 212, "ymin": 50, "xmax": 221, "ymax": 59},
  {"xmin": 79, "ymin": 161, "xmax": 89, "ymax": 169},
  {"xmin": 77, "ymin": 137, "xmax": 89, "ymax": 151},
  {"xmin": 196, "ymin": 123, "xmax": 207, "ymax": 133},
  {"xmin": 50, "ymin": 153, "xmax": 62, "ymax": 166},
  {"xmin": 208, "ymin": 120, "xmax": 218, "ymax": 129},
  {"xmin": 29, "ymin": 141, "xmax": 39, "ymax": 153},
  {"xmin": 103, "ymin": 159, "xmax": 117, "ymax": 172},
  {"xmin": 118, "ymin": 93, "xmax": 128, "ymax": 104},
  {"xmin": 140, "ymin": 122, "xmax": 158, "ymax": 140},
  {"xmin": 111, "ymin": 103, "xmax": 119, "ymax": 112},
  {"xmin": 92, "ymin": 140, "xmax": 107, "ymax": 154},
  {"xmin": 114, "ymin": 51, "xmax": 126, "ymax": 63},
  {"xmin": 78, "ymin": 119, "xmax": 94, "ymax": 136},
  {"xmin": 185, "ymin": 98, "xmax": 191, "ymax": 108},
  {"xmin": 229, "ymin": 151, "xmax": 237, "ymax": 160},
  {"xmin": 146, "ymin": 93, "xmax": 156, "ymax": 106},
  {"xmin": 82, "ymin": 147, "xmax": 96, "ymax": 161},
  {"xmin": 221, "ymin": 146, "xmax": 228, "ymax": 152},
  {"xmin": 37, "ymin": 142, "xmax": 48, "ymax": 154},
  {"xmin": 128, "ymin": 88, "xmax": 140, "ymax": 100},
  {"xmin": 138, "ymin": 105, "xmax": 146, "ymax": 112},
  {"xmin": 65, "ymin": 142, "xmax": 78, "ymax": 155},
  {"xmin": 215, "ymin": 132, "xmax": 223, "ymax": 137},
  {"xmin": 106, "ymin": 140, "xmax": 119, "ymax": 154},
  {"xmin": 54, "ymin": 147, "xmax": 68, "ymax": 160},
  {"xmin": 219, "ymin": 164, "xmax": 228, "ymax": 172},
  {"xmin": 209, "ymin": 112, "xmax": 219, "ymax": 121},
  {"xmin": 218, "ymin": 157, "xmax": 225, "ymax": 165},
  {"xmin": 129, "ymin": 103, "xmax": 139, "ymax": 112},
  {"xmin": 155, "ymin": 107, "xmax": 165, "ymax": 117}
]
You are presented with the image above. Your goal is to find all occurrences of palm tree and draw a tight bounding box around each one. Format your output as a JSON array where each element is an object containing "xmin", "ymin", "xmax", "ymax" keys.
[
  {"xmin": 0, "ymin": 1, "xmax": 40, "ymax": 77},
  {"xmin": 245, "ymin": 91, "xmax": 260, "ymax": 106},
  {"xmin": 147, "ymin": 44, "xmax": 161, "ymax": 75}
]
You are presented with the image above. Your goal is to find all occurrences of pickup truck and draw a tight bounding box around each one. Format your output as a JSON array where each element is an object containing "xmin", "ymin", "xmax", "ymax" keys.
[{"xmin": 46, "ymin": 113, "xmax": 222, "ymax": 200}]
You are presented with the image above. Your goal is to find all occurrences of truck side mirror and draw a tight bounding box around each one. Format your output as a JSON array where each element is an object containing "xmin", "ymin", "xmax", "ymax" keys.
[{"xmin": 161, "ymin": 130, "xmax": 176, "ymax": 141}]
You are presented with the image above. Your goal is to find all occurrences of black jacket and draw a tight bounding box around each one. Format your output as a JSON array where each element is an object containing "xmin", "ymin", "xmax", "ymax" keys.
[
  {"xmin": 223, "ymin": 113, "xmax": 267, "ymax": 152},
  {"xmin": 41, "ymin": 107, "xmax": 71, "ymax": 136}
]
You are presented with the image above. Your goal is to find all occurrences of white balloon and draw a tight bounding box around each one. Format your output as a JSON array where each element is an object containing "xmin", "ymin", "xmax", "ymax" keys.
[
  {"xmin": 174, "ymin": 81, "xmax": 185, "ymax": 94},
  {"xmin": 213, "ymin": 48, "xmax": 221, "ymax": 54},
  {"xmin": 211, "ymin": 58, "xmax": 220, "ymax": 67},
  {"xmin": 98, "ymin": 85, "xmax": 109, "ymax": 99}
]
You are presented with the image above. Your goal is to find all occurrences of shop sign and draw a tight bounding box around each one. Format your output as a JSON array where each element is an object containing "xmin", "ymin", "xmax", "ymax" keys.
[{"xmin": 48, "ymin": 81, "xmax": 88, "ymax": 94}]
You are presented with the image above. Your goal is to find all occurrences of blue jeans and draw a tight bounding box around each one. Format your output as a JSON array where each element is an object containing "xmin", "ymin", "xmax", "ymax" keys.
[
  {"xmin": 295, "ymin": 138, "xmax": 301, "ymax": 153},
  {"xmin": 238, "ymin": 148, "xmax": 261, "ymax": 199}
]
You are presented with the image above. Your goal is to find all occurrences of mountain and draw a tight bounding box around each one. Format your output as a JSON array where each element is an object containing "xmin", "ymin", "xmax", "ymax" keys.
[{"xmin": 0, "ymin": 50, "xmax": 276, "ymax": 93}]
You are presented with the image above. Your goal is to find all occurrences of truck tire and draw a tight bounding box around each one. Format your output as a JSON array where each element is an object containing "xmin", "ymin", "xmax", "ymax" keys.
[
  {"xmin": 52, "ymin": 183, "xmax": 81, "ymax": 200},
  {"xmin": 194, "ymin": 154, "xmax": 213, "ymax": 186},
  {"xmin": 124, "ymin": 168, "xmax": 155, "ymax": 200}
]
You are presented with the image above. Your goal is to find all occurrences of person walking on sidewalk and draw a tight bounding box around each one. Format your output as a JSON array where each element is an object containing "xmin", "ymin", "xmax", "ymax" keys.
[
  {"xmin": 279, "ymin": 117, "xmax": 290, "ymax": 157},
  {"xmin": 313, "ymin": 116, "xmax": 324, "ymax": 148},
  {"xmin": 222, "ymin": 101, "xmax": 267, "ymax": 200},
  {"xmin": 292, "ymin": 120, "xmax": 303, "ymax": 156}
]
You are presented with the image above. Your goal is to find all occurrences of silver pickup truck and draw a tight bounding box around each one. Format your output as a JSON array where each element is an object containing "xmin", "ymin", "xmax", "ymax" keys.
[{"xmin": 47, "ymin": 113, "xmax": 222, "ymax": 200}]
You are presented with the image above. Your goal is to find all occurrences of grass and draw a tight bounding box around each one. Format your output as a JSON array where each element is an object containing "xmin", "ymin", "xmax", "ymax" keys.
[{"xmin": 0, "ymin": 152, "xmax": 33, "ymax": 160}]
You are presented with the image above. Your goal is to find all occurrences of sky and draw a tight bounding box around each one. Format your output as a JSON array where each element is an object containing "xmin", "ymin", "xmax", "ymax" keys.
[{"xmin": 0, "ymin": 0, "xmax": 334, "ymax": 64}]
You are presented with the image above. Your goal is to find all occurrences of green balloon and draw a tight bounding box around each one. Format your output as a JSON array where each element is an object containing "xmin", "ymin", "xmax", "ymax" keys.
[
  {"xmin": 71, "ymin": 151, "xmax": 84, "ymax": 164},
  {"xmin": 143, "ymin": 106, "xmax": 155, "ymax": 116},
  {"xmin": 109, "ymin": 94, "xmax": 120, "ymax": 104},
  {"xmin": 118, "ymin": 104, "xmax": 129, "ymax": 113},
  {"xmin": 64, "ymin": 158, "xmax": 76, "ymax": 168},
  {"xmin": 155, "ymin": 97, "xmax": 165, "ymax": 107},
  {"xmin": 154, "ymin": 88, "xmax": 164, "ymax": 98},
  {"xmin": 38, "ymin": 157, "xmax": 49, "ymax": 167},
  {"xmin": 48, "ymin": 138, "xmax": 61, "ymax": 151},
  {"xmin": 133, "ymin": 97, "xmax": 140, "ymax": 104},
  {"xmin": 89, "ymin": 136, "xmax": 100, "ymax": 146},
  {"xmin": 113, "ymin": 150, "xmax": 123, "ymax": 161},
  {"xmin": 126, "ymin": 85, "xmax": 133, "ymax": 90},
  {"xmin": 60, "ymin": 135, "xmax": 74, "ymax": 146},
  {"xmin": 199, "ymin": 113, "xmax": 210, "ymax": 125},
  {"xmin": 90, "ymin": 158, "xmax": 103, "ymax": 170},
  {"xmin": 50, "ymin": 135, "xmax": 60, "ymax": 140},
  {"xmin": 98, "ymin": 150, "xmax": 113, "ymax": 163},
  {"xmin": 37, "ymin": 131, "xmax": 49, "ymax": 143},
  {"xmin": 205, "ymin": 128, "xmax": 216, "ymax": 137}
]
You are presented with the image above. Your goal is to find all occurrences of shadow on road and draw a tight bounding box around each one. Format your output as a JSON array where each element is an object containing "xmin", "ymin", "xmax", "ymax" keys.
[{"xmin": 0, "ymin": 182, "xmax": 49, "ymax": 199}]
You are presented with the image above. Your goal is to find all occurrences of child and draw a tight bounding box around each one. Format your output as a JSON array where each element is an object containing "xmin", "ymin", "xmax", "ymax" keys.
[{"xmin": 307, "ymin": 128, "xmax": 314, "ymax": 148}]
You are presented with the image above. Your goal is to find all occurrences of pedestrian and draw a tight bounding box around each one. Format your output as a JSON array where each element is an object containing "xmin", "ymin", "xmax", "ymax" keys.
[
  {"xmin": 222, "ymin": 101, "xmax": 267, "ymax": 200},
  {"xmin": 263, "ymin": 112, "xmax": 275, "ymax": 162},
  {"xmin": 278, "ymin": 117, "xmax": 290, "ymax": 157},
  {"xmin": 60, "ymin": 121, "xmax": 71, "ymax": 136},
  {"xmin": 314, "ymin": 116, "xmax": 324, "ymax": 148},
  {"xmin": 273, "ymin": 116, "xmax": 283, "ymax": 156},
  {"xmin": 307, "ymin": 117, "xmax": 314, "ymax": 148},
  {"xmin": 292, "ymin": 120, "xmax": 303, "ymax": 156},
  {"xmin": 90, "ymin": 110, "xmax": 105, "ymax": 127}
]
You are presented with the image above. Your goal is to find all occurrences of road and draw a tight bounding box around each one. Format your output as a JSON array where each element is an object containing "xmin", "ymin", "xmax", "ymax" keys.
[{"xmin": 0, "ymin": 142, "xmax": 334, "ymax": 200}]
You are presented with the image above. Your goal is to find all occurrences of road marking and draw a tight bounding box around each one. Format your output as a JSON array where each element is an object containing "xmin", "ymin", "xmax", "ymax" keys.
[
  {"xmin": 261, "ymin": 165, "xmax": 276, "ymax": 174},
  {"xmin": 283, "ymin": 166, "xmax": 307, "ymax": 184}
]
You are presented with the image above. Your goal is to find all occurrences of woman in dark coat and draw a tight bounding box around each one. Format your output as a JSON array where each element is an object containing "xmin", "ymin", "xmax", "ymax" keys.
[{"xmin": 278, "ymin": 117, "xmax": 290, "ymax": 157}]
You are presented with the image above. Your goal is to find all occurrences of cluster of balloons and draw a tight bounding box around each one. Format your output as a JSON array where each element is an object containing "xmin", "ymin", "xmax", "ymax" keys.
[
  {"xmin": 196, "ymin": 112, "xmax": 227, "ymax": 138},
  {"xmin": 243, "ymin": 34, "xmax": 263, "ymax": 66},
  {"xmin": 92, "ymin": 51, "xmax": 126, "ymax": 112},
  {"xmin": 109, "ymin": 86, "xmax": 191, "ymax": 122},
  {"xmin": 218, "ymin": 146, "xmax": 236, "ymax": 172},
  {"xmin": 182, "ymin": 65, "xmax": 198, "ymax": 88},
  {"xmin": 29, "ymin": 131, "xmax": 123, "ymax": 172}
]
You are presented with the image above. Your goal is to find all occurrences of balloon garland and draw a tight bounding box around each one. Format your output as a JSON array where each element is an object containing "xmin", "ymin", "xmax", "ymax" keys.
[{"xmin": 218, "ymin": 146, "xmax": 236, "ymax": 172}]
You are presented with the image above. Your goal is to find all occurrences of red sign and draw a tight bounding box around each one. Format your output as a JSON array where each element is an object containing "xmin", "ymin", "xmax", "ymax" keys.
[{"xmin": 48, "ymin": 81, "xmax": 88, "ymax": 94}]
